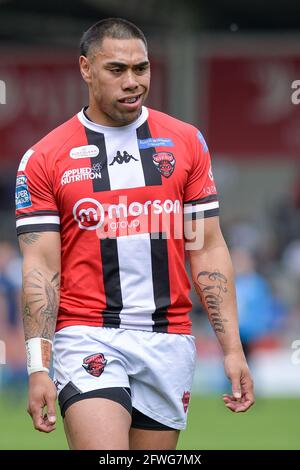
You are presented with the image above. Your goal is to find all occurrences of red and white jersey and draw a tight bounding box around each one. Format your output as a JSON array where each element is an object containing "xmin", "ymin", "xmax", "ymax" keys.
[{"xmin": 15, "ymin": 107, "xmax": 219, "ymax": 334}]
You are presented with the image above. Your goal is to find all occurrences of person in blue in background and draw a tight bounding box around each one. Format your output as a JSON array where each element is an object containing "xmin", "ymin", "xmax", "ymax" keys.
[
  {"xmin": 231, "ymin": 247, "xmax": 284, "ymax": 359},
  {"xmin": 0, "ymin": 243, "xmax": 18, "ymax": 327},
  {"xmin": 0, "ymin": 240, "xmax": 27, "ymax": 397}
]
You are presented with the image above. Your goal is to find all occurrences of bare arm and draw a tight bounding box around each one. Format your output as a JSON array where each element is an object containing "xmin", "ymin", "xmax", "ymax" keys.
[
  {"xmin": 19, "ymin": 231, "xmax": 61, "ymax": 432},
  {"xmin": 185, "ymin": 216, "xmax": 254, "ymax": 412},
  {"xmin": 186, "ymin": 217, "xmax": 240, "ymax": 353},
  {"xmin": 20, "ymin": 232, "xmax": 60, "ymax": 342}
]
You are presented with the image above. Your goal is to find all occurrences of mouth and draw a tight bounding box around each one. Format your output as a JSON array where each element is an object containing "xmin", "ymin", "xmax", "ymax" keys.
[{"xmin": 118, "ymin": 94, "xmax": 143, "ymax": 110}]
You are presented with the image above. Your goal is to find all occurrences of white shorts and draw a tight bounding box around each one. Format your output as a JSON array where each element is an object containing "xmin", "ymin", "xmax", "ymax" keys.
[{"xmin": 53, "ymin": 326, "xmax": 197, "ymax": 430}]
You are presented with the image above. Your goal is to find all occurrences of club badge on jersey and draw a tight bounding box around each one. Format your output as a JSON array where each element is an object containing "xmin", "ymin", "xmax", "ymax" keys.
[{"xmin": 152, "ymin": 152, "xmax": 176, "ymax": 178}]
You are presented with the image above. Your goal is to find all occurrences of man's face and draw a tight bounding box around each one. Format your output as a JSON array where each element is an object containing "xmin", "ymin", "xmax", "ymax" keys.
[{"xmin": 80, "ymin": 37, "xmax": 150, "ymax": 126}]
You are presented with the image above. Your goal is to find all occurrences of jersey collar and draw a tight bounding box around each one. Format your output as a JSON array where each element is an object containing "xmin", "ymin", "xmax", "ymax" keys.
[{"xmin": 77, "ymin": 106, "xmax": 149, "ymax": 133}]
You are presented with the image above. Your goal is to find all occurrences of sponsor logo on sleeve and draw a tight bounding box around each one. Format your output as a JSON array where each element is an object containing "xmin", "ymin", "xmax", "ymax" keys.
[
  {"xmin": 197, "ymin": 131, "xmax": 208, "ymax": 153},
  {"xmin": 208, "ymin": 165, "xmax": 214, "ymax": 181},
  {"xmin": 15, "ymin": 175, "xmax": 32, "ymax": 209},
  {"xmin": 69, "ymin": 145, "xmax": 99, "ymax": 159},
  {"xmin": 16, "ymin": 175, "xmax": 27, "ymax": 186},
  {"xmin": 138, "ymin": 137, "xmax": 174, "ymax": 149}
]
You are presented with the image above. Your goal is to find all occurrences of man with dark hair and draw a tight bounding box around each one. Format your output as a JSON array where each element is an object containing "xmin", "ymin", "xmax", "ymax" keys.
[
  {"xmin": 79, "ymin": 17, "xmax": 148, "ymax": 57},
  {"xmin": 16, "ymin": 17, "xmax": 254, "ymax": 450}
]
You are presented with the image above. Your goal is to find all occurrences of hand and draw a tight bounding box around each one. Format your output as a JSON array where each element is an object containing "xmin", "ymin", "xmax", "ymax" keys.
[
  {"xmin": 222, "ymin": 352, "xmax": 255, "ymax": 413},
  {"xmin": 27, "ymin": 372, "xmax": 57, "ymax": 432}
]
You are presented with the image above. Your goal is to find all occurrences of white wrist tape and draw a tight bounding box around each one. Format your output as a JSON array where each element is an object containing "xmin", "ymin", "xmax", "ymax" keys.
[{"xmin": 25, "ymin": 337, "xmax": 52, "ymax": 375}]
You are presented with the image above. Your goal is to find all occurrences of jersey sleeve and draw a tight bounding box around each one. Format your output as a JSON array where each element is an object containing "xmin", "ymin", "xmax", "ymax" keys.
[
  {"xmin": 15, "ymin": 148, "xmax": 60, "ymax": 236},
  {"xmin": 183, "ymin": 129, "xmax": 219, "ymax": 221}
]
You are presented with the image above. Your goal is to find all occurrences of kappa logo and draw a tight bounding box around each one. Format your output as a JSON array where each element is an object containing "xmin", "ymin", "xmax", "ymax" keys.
[
  {"xmin": 109, "ymin": 150, "xmax": 139, "ymax": 166},
  {"xmin": 70, "ymin": 145, "xmax": 99, "ymax": 159},
  {"xmin": 152, "ymin": 152, "xmax": 176, "ymax": 178},
  {"xmin": 82, "ymin": 353, "xmax": 107, "ymax": 377}
]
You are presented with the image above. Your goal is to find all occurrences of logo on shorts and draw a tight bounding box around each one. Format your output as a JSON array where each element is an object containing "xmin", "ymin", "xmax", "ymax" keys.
[
  {"xmin": 53, "ymin": 379, "xmax": 62, "ymax": 391},
  {"xmin": 182, "ymin": 391, "xmax": 191, "ymax": 413},
  {"xmin": 82, "ymin": 353, "xmax": 107, "ymax": 377},
  {"xmin": 152, "ymin": 152, "xmax": 176, "ymax": 178}
]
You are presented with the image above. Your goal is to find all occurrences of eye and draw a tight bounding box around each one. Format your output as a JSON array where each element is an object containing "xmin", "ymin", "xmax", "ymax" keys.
[{"xmin": 135, "ymin": 65, "xmax": 148, "ymax": 74}]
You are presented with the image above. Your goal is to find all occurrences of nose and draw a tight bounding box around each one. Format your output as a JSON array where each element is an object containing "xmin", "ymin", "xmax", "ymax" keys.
[{"xmin": 122, "ymin": 69, "xmax": 139, "ymax": 91}]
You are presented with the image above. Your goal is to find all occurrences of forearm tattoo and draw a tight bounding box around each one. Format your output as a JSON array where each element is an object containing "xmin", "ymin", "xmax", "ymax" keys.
[
  {"xmin": 19, "ymin": 232, "xmax": 42, "ymax": 246},
  {"xmin": 22, "ymin": 270, "xmax": 60, "ymax": 340},
  {"xmin": 194, "ymin": 270, "xmax": 228, "ymax": 334}
]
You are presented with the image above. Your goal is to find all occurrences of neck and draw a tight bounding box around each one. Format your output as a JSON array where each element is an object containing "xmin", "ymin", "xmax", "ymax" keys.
[
  {"xmin": 85, "ymin": 104, "xmax": 119, "ymax": 127},
  {"xmin": 85, "ymin": 103, "xmax": 142, "ymax": 128}
]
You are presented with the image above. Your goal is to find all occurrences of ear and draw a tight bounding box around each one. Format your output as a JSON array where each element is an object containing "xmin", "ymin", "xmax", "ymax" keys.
[{"xmin": 79, "ymin": 55, "xmax": 92, "ymax": 84}]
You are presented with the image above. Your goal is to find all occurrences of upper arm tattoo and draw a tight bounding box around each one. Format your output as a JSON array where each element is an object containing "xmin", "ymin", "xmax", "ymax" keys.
[{"xmin": 19, "ymin": 232, "xmax": 42, "ymax": 246}]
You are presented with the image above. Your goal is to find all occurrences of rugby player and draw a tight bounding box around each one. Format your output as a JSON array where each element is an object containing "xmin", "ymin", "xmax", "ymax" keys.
[{"xmin": 16, "ymin": 18, "xmax": 254, "ymax": 450}]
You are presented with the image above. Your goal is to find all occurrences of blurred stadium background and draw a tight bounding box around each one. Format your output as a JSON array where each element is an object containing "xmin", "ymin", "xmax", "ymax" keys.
[{"xmin": 0, "ymin": 0, "xmax": 300, "ymax": 450}]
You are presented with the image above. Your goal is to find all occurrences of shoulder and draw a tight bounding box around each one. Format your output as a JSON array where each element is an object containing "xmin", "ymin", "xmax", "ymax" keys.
[
  {"xmin": 31, "ymin": 114, "xmax": 82, "ymax": 157},
  {"xmin": 17, "ymin": 114, "xmax": 83, "ymax": 173},
  {"xmin": 147, "ymin": 107, "xmax": 198, "ymax": 141}
]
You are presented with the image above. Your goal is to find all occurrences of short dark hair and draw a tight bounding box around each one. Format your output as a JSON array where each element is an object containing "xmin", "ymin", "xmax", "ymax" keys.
[{"xmin": 80, "ymin": 18, "xmax": 147, "ymax": 57}]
